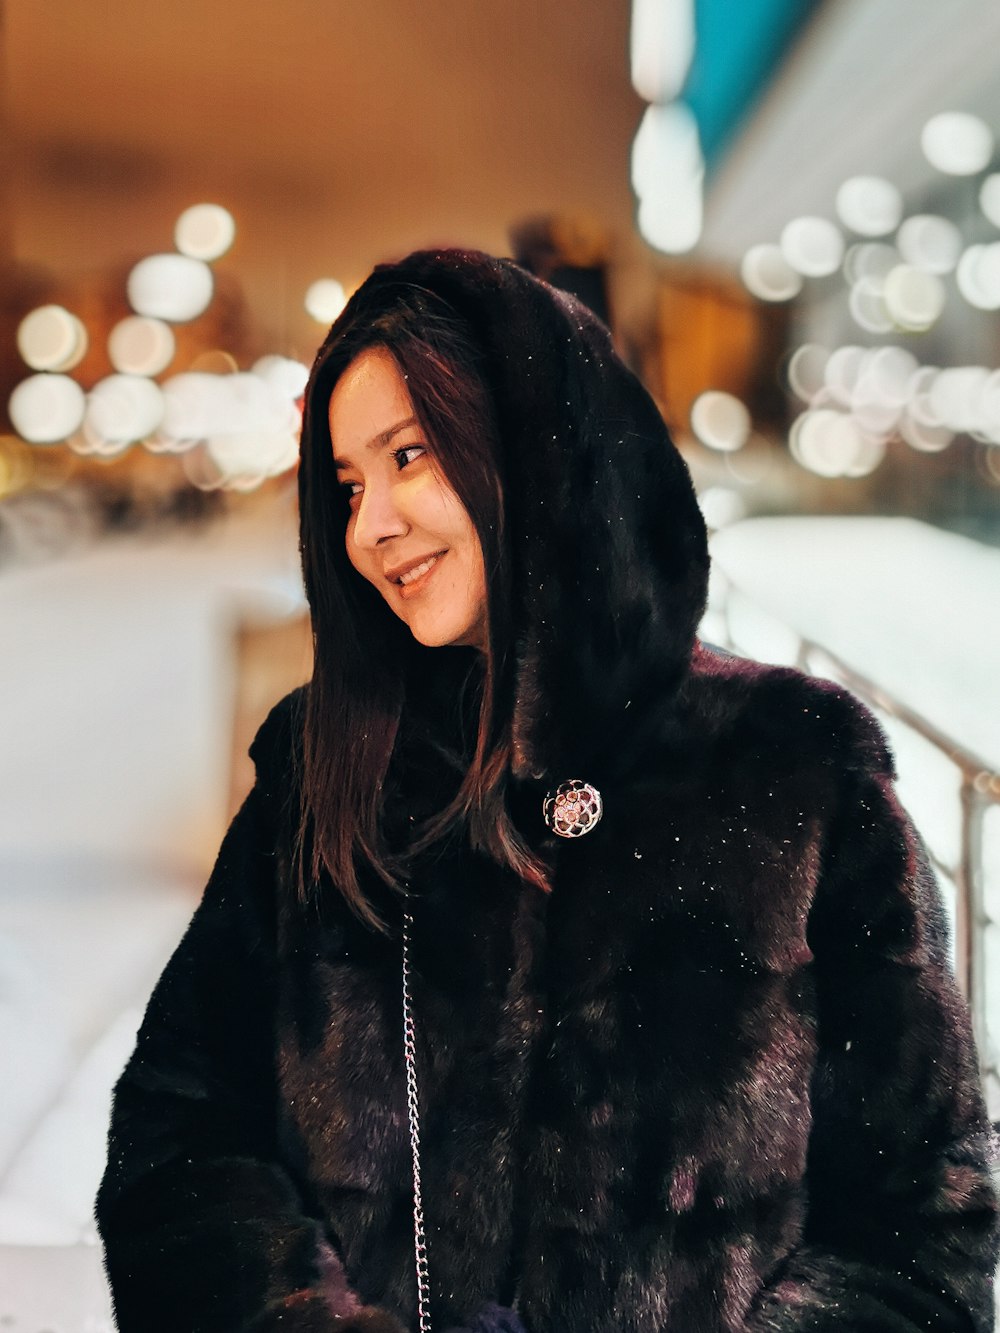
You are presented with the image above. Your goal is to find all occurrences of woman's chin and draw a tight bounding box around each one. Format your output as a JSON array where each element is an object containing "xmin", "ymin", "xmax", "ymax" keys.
[{"xmin": 406, "ymin": 617, "xmax": 484, "ymax": 652}]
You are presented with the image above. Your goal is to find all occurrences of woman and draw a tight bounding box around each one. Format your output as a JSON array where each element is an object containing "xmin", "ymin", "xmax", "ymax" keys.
[{"xmin": 97, "ymin": 249, "xmax": 999, "ymax": 1333}]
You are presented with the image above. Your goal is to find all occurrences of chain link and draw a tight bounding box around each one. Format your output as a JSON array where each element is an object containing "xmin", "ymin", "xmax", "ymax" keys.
[{"xmin": 402, "ymin": 908, "xmax": 432, "ymax": 1333}]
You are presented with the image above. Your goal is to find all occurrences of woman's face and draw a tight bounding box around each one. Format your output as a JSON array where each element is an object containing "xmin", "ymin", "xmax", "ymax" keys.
[{"xmin": 329, "ymin": 346, "xmax": 488, "ymax": 652}]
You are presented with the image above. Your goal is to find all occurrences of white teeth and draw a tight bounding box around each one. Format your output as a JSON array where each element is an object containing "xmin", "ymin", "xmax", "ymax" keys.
[{"xmin": 397, "ymin": 553, "xmax": 442, "ymax": 586}]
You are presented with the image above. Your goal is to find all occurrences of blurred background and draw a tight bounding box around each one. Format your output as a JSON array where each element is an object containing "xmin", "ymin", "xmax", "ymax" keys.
[{"xmin": 2, "ymin": 1, "xmax": 999, "ymax": 1325}]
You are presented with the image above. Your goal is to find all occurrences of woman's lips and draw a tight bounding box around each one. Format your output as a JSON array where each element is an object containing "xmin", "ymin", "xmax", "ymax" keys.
[{"xmin": 396, "ymin": 550, "xmax": 446, "ymax": 600}]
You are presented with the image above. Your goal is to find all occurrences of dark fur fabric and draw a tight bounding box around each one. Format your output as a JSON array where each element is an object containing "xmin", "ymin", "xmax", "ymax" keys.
[{"xmin": 97, "ymin": 251, "xmax": 998, "ymax": 1332}]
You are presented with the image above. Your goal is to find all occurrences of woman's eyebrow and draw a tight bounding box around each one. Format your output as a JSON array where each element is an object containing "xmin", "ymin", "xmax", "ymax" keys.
[{"xmin": 332, "ymin": 416, "xmax": 419, "ymax": 470}]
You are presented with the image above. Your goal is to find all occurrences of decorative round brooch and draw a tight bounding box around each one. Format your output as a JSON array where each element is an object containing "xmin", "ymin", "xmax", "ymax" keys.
[{"xmin": 542, "ymin": 779, "xmax": 603, "ymax": 838}]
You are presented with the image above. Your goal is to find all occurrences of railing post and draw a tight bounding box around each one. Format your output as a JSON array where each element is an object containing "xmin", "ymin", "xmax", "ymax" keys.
[
  {"xmin": 957, "ymin": 778, "xmax": 977, "ymax": 1010},
  {"xmin": 706, "ymin": 578, "xmax": 999, "ymax": 1082}
]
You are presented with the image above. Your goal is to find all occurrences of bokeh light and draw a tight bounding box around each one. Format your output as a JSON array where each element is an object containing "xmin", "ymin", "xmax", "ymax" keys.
[
  {"xmin": 843, "ymin": 431, "xmax": 887, "ymax": 477},
  {"xmin": 981, "ymin": 175, "xmax": 1000, "ymax": 229},
  {"xmin": 898, "ymin": 410, "xmax": 955, "ymax": 453},
  {"xmin": 631, "ymin": 100, "xmax": 701, "ymax": 196},
  {"xmin": 206, "ymin": 429, "xmax": 299, "ymax": 489},
  {"xmin": 188, "ymin": 349, "xmax": 239, "ymax": 375},
  {"xmin": 835, "ymin": 176, "xmax": 902, "ymax": 237},
  {"xmin": 632, "ymin": 101, "xmax": 704, "ymax": 254},
  {"xmin": 16, "ymin": 306, "xmax": 88, "ymax": 373},
  {"xmin": 66, "ymin": 425, "xmax": 117, "ymax": 458},
  {"xmin": 84, "ymin": 375, "xmax": 165, "ymax": 445},
  {"xmin": 976, "ymin": 369, "xmax": 1000, "ymax": 443},
  {"xmin": 690, "ymin": 391, "xmax": 751, "ymax": 452},
  {"xmin": 779, "ymin": 216, "xmax": 844, "ymax": 278},
  {"xmin": 790, "ymin": 409, "xmax": 877, "ymax": 477},
  {"xmin": 895, "ymin": 214, "xmax": 962, "ymax": 275},
  {"xmin": 973, "ymin": 243, "xmax": 1000, "ymax": 306},
  {"xmin": 154, "ymin": 368, "xmax": 303, "ymax": 487},
  {"xmin": 791, "ymin": 409, "xmax": 887, "ymax": 478},
  {"xmin": 638, "ymin": 185, "xmax": 703, "ymax": 256},
  {"xmin": 866, "ymin": 346, "xmax": 919, "ymax": 405},
  {"xmin": 787, "ymin": 344, "xmax": 829, "ymax": 403},
  {"xmin": 907, "ymin": 365, "xmax": 942, "ymax": 426},
  {"xmin": 174, "ymin": 204, "xmax": 236, "ymax": 262},
  {"xmin": 843, "ymin": 242, "xmax": 900, "ymax": 285},
  {"xmin": 8, "ymin": 374, "xmax": 86, "ymax": 444},
  {"xmin": 740, "ymin": 243, "xmax": 802, "ymax": 301},
  {"xmin": 920, "ymin": 111, "xmax": 994, "ymax": 176},
  {"xmin": 956, "ymin": 244, "xmax": 1000, "ymax": 311},
  {"xmin": 848, "ymin": 352, "xmax": 904, "ymax": 436},
  {"xmin": 849, "ymin": 395, "xmax": 899, "ymax": 438},
  {"xmin": 127, "ymin": 254, "xmax": 214, "ymax": 323},
  {"xmin": 107, "ymin": 316, "xmax": 176, "ymax": 376},
  {"xmin": 824, "ymin": 346, "xmax": 867, "ymax": 408},
  {"xmin": 882, "ymin": 265, "xmax": 946, "ymax": 330},
  {"xmin": 796, "ymin": 345, "xmax": 1000, "ymax": 448},
  {"xmin": 698, "ymin": 485, "xmax": 746, "ymax": 529},
  {"xmin": 160, "ymin": 373, "xmax": 225, "ymax": 445},
  {"xmin": 629, "ymin": 0, "xmax": 694, "ymax": 104},
  {"xmin": 181, "ymin": 444, "xmax": 227, "ymax": 491},
  {"xmin": 252, "ymin": 355, "xmax": 309, "ymax": 400},
  {"xmin": 304, "ymin": 279, "xmax": 347, "ymax": 324},
  {"xmin": 928, "ymin": 367, "xmax": 990, "ymax": 433},
  {"xmin": 848, "ymin": 278, "xmax": 892, "ymax": 334}
]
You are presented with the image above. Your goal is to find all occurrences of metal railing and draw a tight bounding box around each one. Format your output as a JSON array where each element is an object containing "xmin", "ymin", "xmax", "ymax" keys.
[{"xmin": 707, "ymin": 586, "xmax": 1000, "ymax": 1109}]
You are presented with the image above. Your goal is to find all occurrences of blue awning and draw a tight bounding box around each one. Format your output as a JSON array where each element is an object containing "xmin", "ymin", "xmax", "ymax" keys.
[{"xmin": 681, "ymin": 0, "xmax": 823, "ymax": 167}]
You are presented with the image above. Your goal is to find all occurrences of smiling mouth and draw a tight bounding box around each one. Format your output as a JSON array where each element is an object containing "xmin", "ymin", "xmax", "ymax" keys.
[{"xmin": 394, "ymin": 550, "xmax": 447, "ymax": 597}]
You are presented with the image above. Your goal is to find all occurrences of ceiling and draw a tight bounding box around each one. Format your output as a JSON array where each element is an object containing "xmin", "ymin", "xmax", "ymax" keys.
[
  {"xmin": 4, "ymin": 0, "xmax": 1000, "ymax": 367},
  {"xmin": 3, "ymin": 1, "xmax": 646, "ymax": 358},
  {"xmin": 700, "ymin": 0, "xmax": 1000, "ymax": 262}
]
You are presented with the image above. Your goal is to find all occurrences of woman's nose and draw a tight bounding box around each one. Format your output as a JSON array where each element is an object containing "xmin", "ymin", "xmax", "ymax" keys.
[{"xmin": 351, "ymin": 481, "xmax": 408, "ymax": 549}]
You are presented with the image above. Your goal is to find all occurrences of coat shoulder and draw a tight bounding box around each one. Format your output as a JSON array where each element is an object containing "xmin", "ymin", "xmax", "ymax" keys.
[
  {"xmin": 248, "ymin": 685, "xmax": 308, "ymax": 786},
  {"xmin": 688, "ymin": 641, "xmax": 894, "ymax": 780},
  {"xmin": 240, "ymin": 686, "xmax": 309, "ymax": 858}
]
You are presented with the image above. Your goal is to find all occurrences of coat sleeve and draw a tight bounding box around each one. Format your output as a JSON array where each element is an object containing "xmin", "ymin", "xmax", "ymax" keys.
[
  {"xmin": 96, "ymin": 704, "xmax": 407, "ymax": 1333},
  {"xmin": 746, "ymin": 740, "xmax": 999, "ymax": 1333}
]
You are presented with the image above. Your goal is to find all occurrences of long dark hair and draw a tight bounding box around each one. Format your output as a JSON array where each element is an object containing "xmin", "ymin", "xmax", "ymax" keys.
[{"xmin": 298, "ymin": 276, "xmax": 549, "ymax": 930}]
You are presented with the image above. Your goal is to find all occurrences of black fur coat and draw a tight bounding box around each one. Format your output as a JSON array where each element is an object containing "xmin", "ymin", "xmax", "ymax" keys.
[{"xmin": 97, "ymin": 252, "xmax": 998, "ymax": 1333}]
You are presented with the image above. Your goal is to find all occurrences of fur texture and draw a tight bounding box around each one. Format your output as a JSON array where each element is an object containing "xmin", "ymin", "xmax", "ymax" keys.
[{"xmin": 97, "ymin": 252, "xmax": 998, "ymax": 1332}]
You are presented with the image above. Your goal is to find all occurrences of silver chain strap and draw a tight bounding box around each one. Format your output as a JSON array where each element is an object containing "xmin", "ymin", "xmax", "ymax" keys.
[{"xmin": 402, "ymin": 908, "xmax": 432, "ymax": 1333}]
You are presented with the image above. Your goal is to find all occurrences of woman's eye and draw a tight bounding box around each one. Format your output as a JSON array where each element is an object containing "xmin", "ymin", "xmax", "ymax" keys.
[
  {"xmin": 392, "ymin": 443, "xmax": 426, "ymax": 469},
  {"xmin": 339, "ymin": 444, "xmax": 425, "ymax": 508}
]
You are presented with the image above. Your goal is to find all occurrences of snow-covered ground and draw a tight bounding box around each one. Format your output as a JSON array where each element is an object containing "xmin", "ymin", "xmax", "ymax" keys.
[
  {"xmin": 0, "ymin": 491, "xmax": 303, "ymax": 1328},
  {"xmin": 709, "ymin": 516, "xmax": 1000, "ymax": 772},
  {"xmin": 0, "ymin": 501, "xmax": 997, "ymax": 1328}
]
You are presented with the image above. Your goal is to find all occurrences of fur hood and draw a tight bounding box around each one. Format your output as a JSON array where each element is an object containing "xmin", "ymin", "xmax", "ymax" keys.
[
  {"xmin": 97, "ymin": 251, "xmax": 998, "ymax": 1333},
  {"xmin": 311, "ymin": 248, "xmax": 709, "ymax": 789}
]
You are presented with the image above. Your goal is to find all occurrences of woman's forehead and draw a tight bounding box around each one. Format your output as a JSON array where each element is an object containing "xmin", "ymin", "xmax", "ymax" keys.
[{"xmin": 328, "ymin": 348, "xmax": 418, "ymax": 460}]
